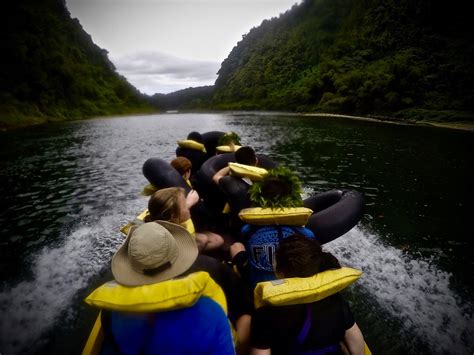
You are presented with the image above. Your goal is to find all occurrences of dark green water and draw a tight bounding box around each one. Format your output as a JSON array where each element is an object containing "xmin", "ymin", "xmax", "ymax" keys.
[{"xmin": 0, "ymin": 113, "xmax": 472, "ymax": 354}]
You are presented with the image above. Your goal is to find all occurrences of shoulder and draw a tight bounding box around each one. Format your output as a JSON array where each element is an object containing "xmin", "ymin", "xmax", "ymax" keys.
[
  {"xmin": 195, "ymin": 296, "xmax": 228, "ymax": 316},
  {"xmin": 247, "ymin": 226, "xmax": 280, "ymax": 243},
  {"xmin": 312, "ymin": 294, "xmax": 355, "ymax": 328},
  {"xmin": 253, "ymin": 304, "xmax": 305, "ymax": 325},
  {"xmin": 187, "ymin": 254, "xmax": 225, "ymax": 274},
  {"xmin": 292, "ymin": 226, "xmax": 315, "ymax": 237},
  {"xmin": 251, "ymin": 304, "xmax": 305, "ymax": 348}
]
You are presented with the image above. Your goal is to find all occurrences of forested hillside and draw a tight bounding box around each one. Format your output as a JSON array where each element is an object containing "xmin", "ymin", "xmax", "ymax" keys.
[
  {"xmin": 149, "ymin": 86, "xmax": 214, "ymax": 111},
  {"xmin": 1, "ymin": 0, "xmax": 152, "ymax": 128},
  {"xmin": 212, "ymin": 0, "xmax": 474, "ymax": 121}
]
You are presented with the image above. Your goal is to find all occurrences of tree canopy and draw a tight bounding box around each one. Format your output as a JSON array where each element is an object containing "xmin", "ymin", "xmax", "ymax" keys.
[
  {"xmin": 1, "ymin": 0, "xmax": 152, "ymax": 128},
  {"xmin": 211, "ymin": 0, "xmax": 474, "ymax": 121}
]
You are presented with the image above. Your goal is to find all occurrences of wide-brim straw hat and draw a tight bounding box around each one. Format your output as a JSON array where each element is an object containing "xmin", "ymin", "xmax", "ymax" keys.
[{"xmin": 112, "ymin": 220, "xmax": 198, "ymax": 287}]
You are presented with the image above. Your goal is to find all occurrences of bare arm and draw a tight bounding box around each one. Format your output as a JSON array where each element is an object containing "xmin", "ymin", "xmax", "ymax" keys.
[
  {"xmin": 235, "ymin": 314, "xmax": 251, "ymax": 355},
  {"xmin": 212, "ymin": 166, "xmax": 230, "ymax": 184},
  {"xmin": 186, "ymin": 189, "xmax": 200, "ymax": 208},
  {"xmin": 230, "ymin": 242, "xmax": 246, "ymax": 258},
  {"xmin": 343, "ymin": 323, "xmax": 365, "ymax": 355},
  {"xmin": 250, "ymin": 348, "xmax": 271, "ymax": 355}
]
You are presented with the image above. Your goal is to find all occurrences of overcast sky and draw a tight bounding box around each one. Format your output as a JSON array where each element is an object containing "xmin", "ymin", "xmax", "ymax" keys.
[{"xmin": 65, "ymin": 0, "xmax": 301, "ymax": 95}]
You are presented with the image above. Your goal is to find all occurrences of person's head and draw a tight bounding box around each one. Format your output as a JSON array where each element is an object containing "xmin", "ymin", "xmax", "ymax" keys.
[
  {"xmin": 250, "ymin": 166, "xmax": 303, "ymax": 208},
  {"xmin": 235, "ymin": 146, "xmax": 257, "ymax": 166},
  {"xmin": 187, "ymin": 131, "xmax": 203, "ymax": 143},
  {"xmin": 218, "ymin": 131, "xmax": 241, "ymax": 147},
  {"xmin": 275, "ymin": 234, "xmax": 340, "ymax": 278},
  {"xmin": 171, "ymin": 157, "xmax": 192, "ymax": 179},
  {"xmin": 145, "ymin": 187, "xmax": 189, "ymax": 224},
  {"xmin": 112, "ymin": 221, "xmax": 198, "ymax": 286}
]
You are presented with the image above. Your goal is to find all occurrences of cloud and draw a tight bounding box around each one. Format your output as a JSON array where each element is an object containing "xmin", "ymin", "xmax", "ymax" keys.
[{"xmin": 110, "ymin": 51, "xmax": 221, "ymax": 94}]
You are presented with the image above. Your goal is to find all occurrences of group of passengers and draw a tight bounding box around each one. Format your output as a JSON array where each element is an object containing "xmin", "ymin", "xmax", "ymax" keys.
[{"xmin": 85, "ymin": 131, "xmax": 366, "ymax": 355}]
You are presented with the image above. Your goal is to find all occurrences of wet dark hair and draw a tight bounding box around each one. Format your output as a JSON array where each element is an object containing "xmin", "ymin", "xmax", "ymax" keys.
[
  {"xmin": 235, "ymin": 146, "xmax": 257, "ymax": 166},
  {"xmin": 250, "ymin": 167, "xmax": 303, "ymax": 208},
  {"xmin": 275, "ymin": 234, "xmax": 340, "ymax": 278},
  {"xmin": 260, "ymin": 176, "xmax": 293, "ymax": 201},
  {"xmin": 187, "ymin": 131, "xmax": 203, "ymax": 143}
]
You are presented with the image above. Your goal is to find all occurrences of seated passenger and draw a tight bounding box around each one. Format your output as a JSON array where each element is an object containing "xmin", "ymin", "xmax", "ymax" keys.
[
  {"xmin": 216, "ymin": 131, "xmax": 242, "ymax": 154},
  {"xmin": 250, "ymin": 234, "xmax": 366, "ymax": 355},
  {"xmin": 145, "ymin": 190, "xmax": 252, "ymax": 352},
  {"xmin": 231, "ymin": 167, "xmax": 315, "ymax": 288},
  {"xmin": 176, "ymin": 131, "xmax": 208, "ymax": 174},
  {"xmin": 213, "ymin": 146, "xmax": 258, "ymax": 185},
  {"xmin": 213, "ymin": 146, "xmax": 259, "ymax": 236},
  {"xmin": 171, "ymin": 156, "xmax": 193, "ymax": 188},
  {"xmin": 144, "ymin": 187, "xmax": 224, "ymax": 253},
  {"xmin": 92, "ymin": 222, "xmax": 235, "ymax": 354}
]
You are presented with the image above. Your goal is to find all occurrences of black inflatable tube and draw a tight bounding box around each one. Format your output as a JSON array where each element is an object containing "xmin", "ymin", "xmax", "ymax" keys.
[
  {"xmin": 142, "ymin": 157, "xmax": 218, "ymax": 230},
  {"xmin": 197, "ymin": 153, "xmax": 236, "ymax": 185},
  {"xmin": 142, "ymin": 158, "xmax": 190, "ymax": 192},
  {"xmin": 192, "ymin": 153, "xmax": 278, "ymax": 213},
  {"xmin": 196, "ymin": 152, "xmax": 278, "ymax": 187},
  {"xmin": 175, "ymin": 147, "xmax": 208, "ymax": 174},
  {"xmin": 201, "ymin": 131, "xmax": 225, "ymax": 157},
  {"xmin": 303, "ymin": 190, "xmax": 364, "ymax": 244}
]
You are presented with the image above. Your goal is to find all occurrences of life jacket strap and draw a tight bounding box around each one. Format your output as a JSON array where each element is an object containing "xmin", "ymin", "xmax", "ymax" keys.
[
  {"xmin": 295, "ymin": 304, "xmax": 341, "ymax": 354},
  {"xmin": 296, "ymin": 304, "xmax": 313, "ymax": 345}
]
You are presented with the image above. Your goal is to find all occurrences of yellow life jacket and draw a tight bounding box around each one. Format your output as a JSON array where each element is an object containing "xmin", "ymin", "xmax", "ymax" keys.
[
  {"xmin": 184, "ymin": 178, "xmax": 192, "ymax": 188},
  {"xmin": 253, "ymin": 267, "xmax": 362, "ymax": 309},
  {"xmin": 216, "ymin": 145, "xmax": 242, "ymax": 153},
  {"xmin": 83, "ymin": 272, "xmax": 228, "ymax": 355},
  {"xmin": 222, "ymin": 202, "xmax": 231, "ymax": 214},
  {"xmin": 239, "ymin": 207, "xmax": 313, "ymax": 226},
  {"xmin": 228, "ymin": 162, "xmax": 268, "ymax": 181},
  {"xmin": 141, "ymin": 183, "xmax": 159, "ymax": 196},
  {"xmin": 120, "ymin": 209, "xmax": 149, "ymax": 236},
  {"xmin": 121, "ymin": 210, "xmax": 196, "ymax": 238},
  {"xmin": 85, "ymin": 271, "xmax": 227, "ymax": 313},
  {"xmin": 253, "ymin": 268, "xmax": 371, "ymax": 355},
  {"xmin": 180, "ymin": 218, "xmax": 196, "ymax": 235},
  {"xmin": 177, "ymin": 139, "xmax": 206, "ymax": 152}
]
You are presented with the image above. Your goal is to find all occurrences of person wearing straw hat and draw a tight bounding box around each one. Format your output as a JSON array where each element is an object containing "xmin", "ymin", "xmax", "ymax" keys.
[{"xmin": 84, "ymin": 221, "xmax": 235, "ymax": 354}]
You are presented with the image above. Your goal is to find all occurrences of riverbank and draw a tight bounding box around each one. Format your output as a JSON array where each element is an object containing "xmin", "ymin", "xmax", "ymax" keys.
[
  {"xmin": 0, "ymin": 108, "xmax": 156, "ymax": 131},
  {"xmin": 2, "ymin": 110, "xmax": 473, "ymax": 133},
  {"xmin": 303, "ymin": 113, "xmax": 474, "ymax": 132}
]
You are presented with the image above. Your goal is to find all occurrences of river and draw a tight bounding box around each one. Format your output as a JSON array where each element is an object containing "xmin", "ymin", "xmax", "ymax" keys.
[{"xmin": 0, "ymin": 113, "xmax": 472, "ymax": 354}]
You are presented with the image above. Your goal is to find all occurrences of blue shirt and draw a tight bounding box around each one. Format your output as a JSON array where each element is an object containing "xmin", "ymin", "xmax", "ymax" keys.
[
  {"xmin": 102, "ymin": 297, "xmax": 235, "ymax": 355},
  {"xmin": 241, "ymin": 225, "xmax": 315, "ymax": 287}
]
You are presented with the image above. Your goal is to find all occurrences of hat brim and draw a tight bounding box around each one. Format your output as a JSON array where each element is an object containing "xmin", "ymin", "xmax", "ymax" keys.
[{"xmin": 112, "ymin": 221, "xmax": 198, "ymax": 287}]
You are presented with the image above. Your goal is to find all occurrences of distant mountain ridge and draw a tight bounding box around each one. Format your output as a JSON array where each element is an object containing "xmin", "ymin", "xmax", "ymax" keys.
[
  {"xmin": 211, "ymin": 0, "xmax": 474, "ymax": 121},
  {"xmin": 149, "ymin": 86, "xmax": 214, "ymax": 111},
  {"xmin": 1, "ymin": 0, "xmax": 151, "ymax": 128}
]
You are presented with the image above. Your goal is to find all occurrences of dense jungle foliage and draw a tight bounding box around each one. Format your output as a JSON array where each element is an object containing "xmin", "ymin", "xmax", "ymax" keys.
[
  {"xmin": 211, "ymin": 0, "xmax": 474, "ymax": 122},
  {"xmin": 1, "ymin": 0, "xmax": 151, "ymax": 128}
]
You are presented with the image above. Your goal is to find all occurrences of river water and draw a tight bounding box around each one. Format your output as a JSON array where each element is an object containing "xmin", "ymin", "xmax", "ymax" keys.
[{"xmin": 0, "ymin": 113, "xmax": 472, "ymax": 354}]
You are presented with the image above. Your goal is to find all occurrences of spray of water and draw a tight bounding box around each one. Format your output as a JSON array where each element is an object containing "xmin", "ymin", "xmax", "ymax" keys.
[
  {"xmin": 326, "ymin": 226, "xmax": 474, "ymax": 354},
  {"xmin": 0, "ymin": 199, "xmax": 145, "ymax": 354},
  {"xmin": 1, "ymin": 192, "xmax": 472, "ymax": 354}
]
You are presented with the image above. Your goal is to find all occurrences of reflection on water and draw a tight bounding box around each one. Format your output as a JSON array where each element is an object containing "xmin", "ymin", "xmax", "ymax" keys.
[{"xmin": 0, "ymin": 113, "xmax": 472, "ymax": 354}]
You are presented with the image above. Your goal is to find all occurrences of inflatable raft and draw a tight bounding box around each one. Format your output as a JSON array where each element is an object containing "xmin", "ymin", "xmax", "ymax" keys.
[{"xmin": 85, "ymin": 131, "xmax": 369, "ymax": 353}]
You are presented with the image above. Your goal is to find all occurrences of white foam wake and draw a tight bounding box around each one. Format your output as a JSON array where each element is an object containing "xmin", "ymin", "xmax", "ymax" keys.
[
  {"xmin": 0, "ymin": 202, "xmax": 144, "ymax": 354},
  {"xmin": 326, "ymin": 226, "xmax": 474, "ymax": 354}
]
